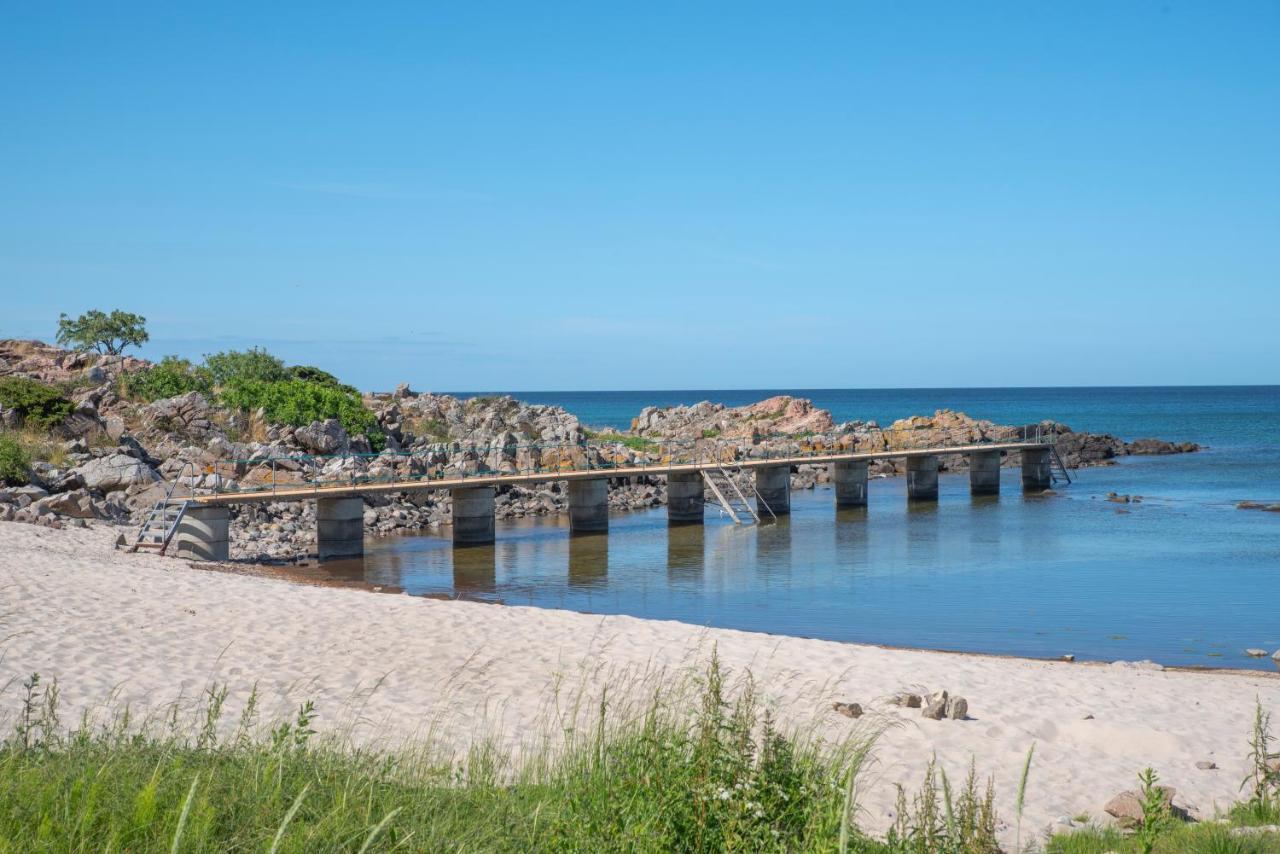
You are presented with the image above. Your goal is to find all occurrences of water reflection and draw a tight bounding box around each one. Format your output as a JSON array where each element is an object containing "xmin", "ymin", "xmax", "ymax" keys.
[
  {"xmin": 568, "ymin": 533, "xmax": 608, "ymax": 589},
  {"xmin": 834, "ymin": 507, "xmax": 869, "ymax": 567},
  {"xmin": 453, "ymin": 543, "xmax": 496, "ymax": 596},
  {"xmin": 667, "ymin": 523, "xmax": 705, "ymax": 575}
]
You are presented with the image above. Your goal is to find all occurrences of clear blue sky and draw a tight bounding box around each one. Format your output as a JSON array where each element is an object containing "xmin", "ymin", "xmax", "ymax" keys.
[{"xmin": 3, "ymin": 2, "xmax": 1277, "ymax": 391}]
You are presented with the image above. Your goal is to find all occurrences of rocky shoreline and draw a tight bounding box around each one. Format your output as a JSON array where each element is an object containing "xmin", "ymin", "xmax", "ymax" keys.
[{"xmin": 1, "ymin": 339, "xmax": 1200, "ymax": 562}]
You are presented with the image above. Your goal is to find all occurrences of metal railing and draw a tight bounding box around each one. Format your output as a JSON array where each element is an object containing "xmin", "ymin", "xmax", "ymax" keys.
[{"xmin": 189, "ymin": 423, "xmax": 1060, "ymax": 499}]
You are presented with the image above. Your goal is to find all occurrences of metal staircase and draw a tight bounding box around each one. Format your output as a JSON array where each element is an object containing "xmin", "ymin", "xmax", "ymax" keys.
[
  {"xmin": 702, "ymin": 466, "xmax": 775, "ymax": 525},
  {"xmin": 131, "ymin": 462, "xmax": 198, "ymax": 554},
  {"xmin": 1048, "ymin": 445, "xmax": 1072, "ymax": 485}
]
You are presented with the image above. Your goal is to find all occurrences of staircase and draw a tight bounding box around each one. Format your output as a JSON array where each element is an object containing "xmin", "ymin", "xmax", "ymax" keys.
[
  {"xmin": 1048, "ymin": 445, "xmax": 1072, "ymax": 485},
  {"xmin": 132, "ymin": 499, "xmax": 191, "ymax": 554},
  {"xmin": 131, "ymin": 462, "xmax": 198, "ymax": 554},
  {"xmin": 702, "ymin": 466, "xmax": 774, "ymax": 525}
]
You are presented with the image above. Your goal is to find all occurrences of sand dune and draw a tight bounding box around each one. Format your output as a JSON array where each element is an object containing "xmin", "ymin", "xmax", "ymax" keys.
[{"xmin": 2, "ymin": 521, "xmax": 1276, "ymax": 846}]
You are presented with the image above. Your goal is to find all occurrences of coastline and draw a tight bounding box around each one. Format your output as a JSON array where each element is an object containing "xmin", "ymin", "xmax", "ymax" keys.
[{"xmin": 4, "ymin": 520, "xmax": 1277, "ymax": 848}]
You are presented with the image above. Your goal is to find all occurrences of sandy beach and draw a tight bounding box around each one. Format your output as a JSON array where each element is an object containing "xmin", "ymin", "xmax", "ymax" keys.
[{"xmin": 3, "ymin": 520, "xmax": 1277, "ymax": 846}]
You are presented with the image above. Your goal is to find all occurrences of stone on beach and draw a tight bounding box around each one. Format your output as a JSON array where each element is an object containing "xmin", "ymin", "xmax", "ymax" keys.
[{"xmin": 833, "ymin": 701, "xmax": 863, "ymax": 718}]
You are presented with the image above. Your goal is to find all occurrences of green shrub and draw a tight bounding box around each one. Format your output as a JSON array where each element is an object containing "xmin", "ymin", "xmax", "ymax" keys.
[
  {"xmin": 587, "ymin": 431, "xmax": 659, "ymax": 452},
  {"xmin": 0, "ymin": 377, "xmax": 74, "ymax": 430},
  {"xmin": 219, "ymin": 379, "xmax": 383, "ymax": 450},
  {"xmin": 203, "ymin": 347, "xmax": 288, "ymax": 386},
  {"xmin": 287, "ymin": 364, "xmax": 352, "ymax": 391},
  {"xmin": 119, "ymin": 356, "xmax": 213, "ymax": 402},
  {"xmin": 0, "ymin": 434, "xmax": 31, "ymax": 485}
]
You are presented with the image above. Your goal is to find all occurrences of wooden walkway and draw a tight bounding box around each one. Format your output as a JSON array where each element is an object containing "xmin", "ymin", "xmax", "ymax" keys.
[{"xmin": 192, "ymin": 441, "xmax": 1049, "ymax": 506}]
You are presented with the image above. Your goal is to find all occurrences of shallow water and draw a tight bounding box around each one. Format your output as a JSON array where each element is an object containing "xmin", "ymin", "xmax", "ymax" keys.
[{"xmin": 325, "ymin": 386, "xmax": 1280, "ymax": 669}]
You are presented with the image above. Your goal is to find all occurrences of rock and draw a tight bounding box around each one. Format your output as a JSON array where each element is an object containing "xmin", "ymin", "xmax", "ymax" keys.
[
  {"xmin": 294, "ymin": 419, "xmax": 349, "ymax": 455},
  {"xmin": 1104, "ymin": 787, "xmax": 1176, "ymax": 828},
  {"xmin": 891, "ymin": 692, "xmax": 923, "ymax": 708},
  {"xmin": 73, "ymin": 453, "xmax": 159, "ymax": 493},
  {"xmin": 1126, "ymin": 438, "xmax": 1200, "ymax": 456},
  {"xmin": 1195, "ymin": 760, "xmax": 1217, "ymax": 770},
  {"xmin": 1246, "ymin": 649, "xmax": 1269, "ymax": 658},
  {"xmin": 1062, "ymin": 654, "xmax": 1075, "ymax": 662},
  {"xmin": 833, "ymin": 702, "xmax": 863, "ymax": 718},
  {"xmin": 33, "ymin": 488, "xmax": 97, "ymax": 519},
  {"xmin": 946, "ymin": 696, "xmax": 968, "ymax": 720},
  {"xmin": 1106, "ymin": 492, "xmax": 1131, "ymax": 503},
  {"xmin": 1273, "ymin": 650, "xmax": 1280, "ymax": 663},
  {"xmin": 922, "ymin": 691, "xmax": 948, "ymax": 720}
]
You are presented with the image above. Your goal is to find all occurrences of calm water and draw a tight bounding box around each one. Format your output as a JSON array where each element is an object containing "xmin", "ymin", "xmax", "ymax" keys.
[{"xmin": 336, "ymin": 386, "xmax": 1280, "ymax": 669}]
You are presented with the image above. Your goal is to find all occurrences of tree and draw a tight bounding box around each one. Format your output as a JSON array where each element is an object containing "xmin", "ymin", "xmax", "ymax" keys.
[{"xmin": 56, "ymin": 309, "xmax": 148, "ymax": 356}]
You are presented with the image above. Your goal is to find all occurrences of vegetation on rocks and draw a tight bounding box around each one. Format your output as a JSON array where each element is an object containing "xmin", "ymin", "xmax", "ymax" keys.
[
  {"xmin": 0, "ymin": 377, "xmax": 74, "ymax": 430},
  {"xmin": 119, "ymin": 356, "xmax": 213, "ymax": 402},
  {"xmin": 219, "ymin": 378, "xmax": 383, "ymax": 450},
  {"xmin": 55, "ymin": 308, "xmax": 148, "ymax": 356},
  {"xmin": 0, "ymin": 434, "xmax": 31, "ymax": 485}
]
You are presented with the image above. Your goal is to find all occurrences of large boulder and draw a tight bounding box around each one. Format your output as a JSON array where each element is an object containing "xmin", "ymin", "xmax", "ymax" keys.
[
  {"xmin": 73, "ymin": 453, "xmax": 160, "ymax": 492},
  {"xmin": 144, "ymin": 392, "xmax": 215, "ymax": 437},
  {"xmin": 33, "ymin": 488, "xmax": 98, "ymax": 519},
  {"xmin": 294, "ymin": 419, "xmax": 349, "ymax": 455}
]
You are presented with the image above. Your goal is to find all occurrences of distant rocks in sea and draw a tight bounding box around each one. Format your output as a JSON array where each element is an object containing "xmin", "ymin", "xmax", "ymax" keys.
[{"xmin": 1237, "ymin": 501, "xmax": 1280, "ymax": 513}]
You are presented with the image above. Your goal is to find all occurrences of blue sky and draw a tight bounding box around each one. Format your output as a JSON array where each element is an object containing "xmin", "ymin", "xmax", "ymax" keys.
[{"xmin": 2, "ymin": 2, "xmax": 1277, "ymax": 391}]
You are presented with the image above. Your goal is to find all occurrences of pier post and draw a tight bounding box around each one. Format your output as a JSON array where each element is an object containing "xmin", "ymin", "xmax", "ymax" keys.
[
  {"xmin": 906, "ymin": 455, "xmax": 939, "ymax": 501},
  {"xmin": 832, "ymin": 460, "xmax": 868, "ymax": 507},
  {"xmin": 317, "ymin": 497, "xmax": 364, "ymax": 561},
  {"xmin": 1020, "ymin": 447, "xmax": 1052, "ymax": 491},
  {"xmin": 172, "ymin": 505, "xmax": 229, "ymax": 561},
  {"xmin": 968, "ymin": 451, "xmax": 1002, "ymax": 496},
  {"xmin": 754, "ymin": 465, "xmax": 791, "ymax": 516},
  {"xmin": 666, "ymin": 471, "xmax": 705, "ymax": 524},
  {"xmin": 567, "ymin": 478, "xmax": 609, "ymax": 534},
  {"xmin": 452, "ymin": 486, "xmax": 496, "ymax": 546}
]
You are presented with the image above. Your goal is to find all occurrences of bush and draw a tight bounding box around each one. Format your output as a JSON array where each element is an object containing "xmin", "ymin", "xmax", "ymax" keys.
[
  {"xmin": 0, "ymin": 434, "xmax": 31, "ymax": 485},
  {"xmin": 0, "ymin": 378, "xmax": 75, "ymax": 430},
  {"xmin": 203, "ymin": 348, "xmax": 288, "ymax": 386},
  {"xmin": 287, "ymin": 364, "xmax": 352, "ymax": 391},
  {"xmin": 119, "ymin": 356, "xmax": 213, "ymax": 402},
  {"xmin": 219, "ymin": 379, "xmax": 383, "ymax": 450}
]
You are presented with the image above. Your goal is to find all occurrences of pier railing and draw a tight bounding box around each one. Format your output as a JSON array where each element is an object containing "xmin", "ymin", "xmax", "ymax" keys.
[{"xmin": 173, "ymin": 423, "xmax": 1060, "ymax": 499}]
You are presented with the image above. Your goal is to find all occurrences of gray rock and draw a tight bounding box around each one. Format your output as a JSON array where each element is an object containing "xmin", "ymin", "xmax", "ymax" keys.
[
  {"xmin": 922, "ymin": 699, "xmax": 947, "ymax": 720},
  {"xmin": 833, "ymin": 702, "xmax": 863, "ymax": 718},
  {"xmin": 294, "ymin": 419, "xmax": 349, "ymax": 455},
  {"xmin": 1246, "ymin": 649, "xmax": 1269, "ymax": 658},
  {"xmin": 33, "ymin": 488, "xmax": 97, "ymax": 519},
  {"xmin": 1195, "ymin": 760, "xmax": 1217, "ymax": 770},
  {"xmin": 946, "ymin": 696, "xmax": 969, "ymax": 720},
  {"xmin": 74, "ymin": 454, "xmax": 159, "ymax": 493},
  {"xmin": 890, "ymin": 692, "xmax": 923, "ymax": 708}
]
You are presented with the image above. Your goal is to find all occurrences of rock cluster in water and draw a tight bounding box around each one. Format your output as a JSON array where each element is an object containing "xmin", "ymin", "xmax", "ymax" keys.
[{"xmin": 0, "ymin": 339, "xmax": 1200, "ymax": 562}]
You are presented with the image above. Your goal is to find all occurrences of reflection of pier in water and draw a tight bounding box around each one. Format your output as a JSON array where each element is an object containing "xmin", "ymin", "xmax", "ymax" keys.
[
  {"xmin": 453, "ymin": 543, "xmax": 496, "ymax": 595},
  {"xmin": 568, "ymin": 533, "xmax": 608, "ymax": 589}
]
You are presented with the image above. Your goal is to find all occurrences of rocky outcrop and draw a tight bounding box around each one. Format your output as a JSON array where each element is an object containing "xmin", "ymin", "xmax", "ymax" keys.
[
  {"xmin": 0, "ymin": 338, "xmax": 1204, "ymax": 559},
  {"xmin": 631, "ymin": 395, "xmax": 833, "ymax": 440}
]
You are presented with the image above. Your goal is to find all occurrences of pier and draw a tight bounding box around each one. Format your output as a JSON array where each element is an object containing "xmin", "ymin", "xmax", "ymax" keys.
[{"xmin": 139, "ymin": 436, "xmax": 1069, "ymax": 561}]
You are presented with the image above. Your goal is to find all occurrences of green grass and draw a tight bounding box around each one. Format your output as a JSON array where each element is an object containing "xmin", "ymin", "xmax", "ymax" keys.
[
  {"xmin": 0, "ymin": 658, "xmax": 889, "ymax": 853},
  {"xmin": 1047, "ymin": 822, "xmax": 1280, "ymax": 853},
  {"xmin": 585, "ymin": 430, "xmax": 660, "ymax": 453}
]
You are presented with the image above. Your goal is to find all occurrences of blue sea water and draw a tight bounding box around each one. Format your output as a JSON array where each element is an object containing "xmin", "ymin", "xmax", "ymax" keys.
[{"xmin": 345, "ymin": 386, "xmax": 1280, "ymax": 669}]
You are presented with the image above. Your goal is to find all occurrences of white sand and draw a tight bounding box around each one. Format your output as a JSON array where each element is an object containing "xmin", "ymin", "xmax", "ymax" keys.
[{"xmin": 2, "ymin": 521, "xmax": 1277, "ymax": 845}]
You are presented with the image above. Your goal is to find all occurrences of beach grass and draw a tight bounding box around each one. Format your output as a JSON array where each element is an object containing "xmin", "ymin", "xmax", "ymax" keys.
[{"xmin": 0, "ymin": 658, "xmax": 901, "ymax": 853}]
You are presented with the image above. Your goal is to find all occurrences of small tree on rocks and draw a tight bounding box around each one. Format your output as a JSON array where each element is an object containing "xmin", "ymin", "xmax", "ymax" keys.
[{"xmin": 56, "ymin": 309, "xmax": 148, "ymax": 356}]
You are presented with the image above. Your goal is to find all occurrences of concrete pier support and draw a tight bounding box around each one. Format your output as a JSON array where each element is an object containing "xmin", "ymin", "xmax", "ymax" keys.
[
  {"xmin": 172, "ymin": 505, "xmax": 229, "ymax": 561},
  {"xmin": 452, "ymin": 486, "xmax": 496, "ymax": 546},
  {"xmin": 568, "ymin": 478, "xmax": 609, "ymax": 534},
  {"xmin": 755, "ymin": 465, "xmax": 791, "ymax": 516},
  {"xmin": 832, "ymin": 460, "xmax": 868, "ymax": 507},
  {"xmin": 968, "ymin": 451, "xmax": 1002, "ymax": 496},
  {"xmin": 667, "ymin": 471, "xmax": 705, "ymax": 524},
  {"xmin": 906, "ymin": 455, "xmax": 939, "ymax": 501},
  {"xmin": 1021, "ymin": 447, "xmax": 1052, "ymax": 491},
  {"xmin": 317, "ymin": 497, "xmax": 365, "ymax": 560}
]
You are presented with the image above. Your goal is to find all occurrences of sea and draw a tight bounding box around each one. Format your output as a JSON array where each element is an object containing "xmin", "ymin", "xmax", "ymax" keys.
[{"xmin": 331, "ymin": 386, "xmax": 1280, "ymax": 669}]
